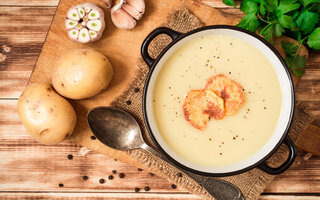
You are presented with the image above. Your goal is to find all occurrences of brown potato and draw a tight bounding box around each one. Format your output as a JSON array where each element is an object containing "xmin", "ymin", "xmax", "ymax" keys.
[
  {"xmin": 18, "ymin": 82, "xmax": 77, "ymax": 145},
  {"xmin": 52, "ymin": 48, "xmax": 113, "ymax": 99}
]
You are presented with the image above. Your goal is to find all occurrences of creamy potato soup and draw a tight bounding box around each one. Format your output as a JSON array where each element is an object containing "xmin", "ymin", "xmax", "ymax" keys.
[{"xmin": 152, "ymin": 35, "xmax": 282, "ymax": 167}]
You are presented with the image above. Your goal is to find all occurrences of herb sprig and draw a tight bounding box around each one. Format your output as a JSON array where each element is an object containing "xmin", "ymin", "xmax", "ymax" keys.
[{"xmin": 223, "ymin": 0, "xmax": 320, "ymax": 77}]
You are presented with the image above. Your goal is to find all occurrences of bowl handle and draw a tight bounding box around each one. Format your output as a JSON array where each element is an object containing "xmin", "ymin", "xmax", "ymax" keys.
[
  {"xmin": 258, "ymin": 136, "xmax": 297, "ymax": 175},
  {"xmin": 141, "ymin": 27, "xmax": 181, "ymax": 68}
]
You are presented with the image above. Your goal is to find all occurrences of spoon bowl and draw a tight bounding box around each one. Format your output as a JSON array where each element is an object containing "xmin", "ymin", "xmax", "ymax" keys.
[{"xmin": 87, "ymin": 107, "xmax": 144, "ymax": 151}]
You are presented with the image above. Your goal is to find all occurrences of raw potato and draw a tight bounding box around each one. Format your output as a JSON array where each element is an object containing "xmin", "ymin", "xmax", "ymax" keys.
[
  {"xmin": 52, "ymin": 48, "xmax": 113, "ymax": 99},
  {"xmin": 18, "ymin": 82, "xmax": 77, "ymax": 145}
]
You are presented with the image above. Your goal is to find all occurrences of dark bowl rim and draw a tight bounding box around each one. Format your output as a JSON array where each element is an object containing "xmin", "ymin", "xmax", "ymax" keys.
[{"xmin": 142, "ymin": 25, "xmax": 295, "ymax": 177}]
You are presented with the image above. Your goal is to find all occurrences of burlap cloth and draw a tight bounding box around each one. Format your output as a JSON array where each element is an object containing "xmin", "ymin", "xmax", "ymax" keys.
[{"xmin": 108, "ymin": 9, "xmax": 314, "ymax": 200}]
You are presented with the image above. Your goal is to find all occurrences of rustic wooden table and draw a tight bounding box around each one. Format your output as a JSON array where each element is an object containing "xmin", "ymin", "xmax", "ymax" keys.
[{"xmin": 0, "ymin": 0, "xmax": 320, "ymax": 199}]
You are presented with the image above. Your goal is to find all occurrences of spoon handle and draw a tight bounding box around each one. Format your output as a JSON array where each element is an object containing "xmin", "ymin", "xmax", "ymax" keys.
[{"xmin": 141, "ymin": 144, "xmax": 245, "ymax": 200}]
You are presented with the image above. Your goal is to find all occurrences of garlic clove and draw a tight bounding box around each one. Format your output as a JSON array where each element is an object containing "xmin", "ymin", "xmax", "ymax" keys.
[
  {"xmin": 112, "ymin": 0, "xmax": 125, "ymax": 12},
  {"xmin": 89, "ymin": 30, "xmax": 98, "ymax": 39},
  {"xmin": 111, "ymin": 8, "xmax": 136, "ymax": 29},
  {"xmin": 122, "ymin": 3, "xmax": 143, "ymax": 20},
  {"xmin": 126, "ymin": 0, "xmax": 145, "ymax": 13},
  {"xmin": 67, "ymin": 8, "xmax": 80, "ymax": 21},
  {"xmin": 87, "ymin": 20, "xmax": 102, "ymax": 32},
  {"xmin": 85, "ymin": 7, "xmax": 91, "ymax": 13},
  {"xmin": 78, "ymin": 28, "xmax": 90, "ymax": 43},
  {"xmin": 68, "ymin": 29, "xmax": 79, "ymax": 40},
  {"xmin": 88, "ymin": 10, "xmax": 100, "ymax": 20},
  {"xmin": 78, "ymin": 8, "xmax": 85, "ymax": 18},
  {"xmin": 65, "ymin": 19, "xmax": 78, "ymax": 29}
]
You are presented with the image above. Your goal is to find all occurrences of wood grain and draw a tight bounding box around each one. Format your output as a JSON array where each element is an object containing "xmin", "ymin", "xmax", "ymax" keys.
[
  {"xmin": 1, "ymin": 100, "xmax": 320, "ymax": 194},
  {"xmin": 0, "ymin": 0, "xmax": 320, "ymax": 199}
]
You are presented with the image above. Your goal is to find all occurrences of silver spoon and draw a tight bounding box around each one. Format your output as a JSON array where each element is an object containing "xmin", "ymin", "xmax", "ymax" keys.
[{"xmin": 87, "ymin": 106, "xmax": 245, "ymax": 200}]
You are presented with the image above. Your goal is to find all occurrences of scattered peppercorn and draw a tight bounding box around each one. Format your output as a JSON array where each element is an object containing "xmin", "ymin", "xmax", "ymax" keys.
[
  {"xmin": 90, "ymin": 135, "xmax": 96, "ymax": 140},
  {"xmin": 108, "ymin": 175, "xmax": 113, "ymax": 180},
  {"xmin": 134, "ymin": 88, "xmax": 140, "ymax": 93},
  {"xmin": 119, "ymin": 173, "xmax": 125, "ymax": 178},
  {"xmin": 177, "ymin": 173, "xmax": 183, "ymax": 177},
  {"xmin": 220, "ymin": 153, "xmax": 222, "ymax": 155},
  {"xmin": 171, "ymin": 184, "xmax": 177, "ymax": 189},
  {"xmin": 83, "ymin": 176, "xmax": 88, "ymax": 181},
  {"xmin": 135, "ymin": 187, "xmax": 140, "ymax": 192},
  {"xmin": 138, "ymin": 168, "xmax": 143, "ymax": 171},
  {"xmin": 112, "ymin": 170, "xmax": 117, "ymax": 174},
  {"xmin": 59, "ymin": 183, "xmax": 64, "ymax": 187},
  {"xmin": 67, "ymin": 154, "xmax": 73, "ymax": 160},
  {"xmin": 144, "ymin": 186, "xmax": 150, "ymax": 191},
  {"xmin": 126, "ymin": 100, "xmax": 131, "ymax": 105},
  {"xmin": 99, "ymin": 179, "xmax": 105, "ymax": 184}
]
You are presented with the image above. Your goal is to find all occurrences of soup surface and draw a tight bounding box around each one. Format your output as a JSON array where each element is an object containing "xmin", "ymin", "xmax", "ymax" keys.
[{"xmin": 152, "ymin": 35, "xmax": 282, "ymax": 167}]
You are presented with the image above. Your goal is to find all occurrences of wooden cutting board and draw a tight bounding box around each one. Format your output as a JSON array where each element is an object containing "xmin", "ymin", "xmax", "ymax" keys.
[{"xmin": 29, "ymin": 0, "xmax": 319, "ymax": 158}]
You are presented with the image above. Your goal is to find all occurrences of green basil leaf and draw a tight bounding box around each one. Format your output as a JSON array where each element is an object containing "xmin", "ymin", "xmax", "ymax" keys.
[
  {"xmin": 237, "ymin": 13, "xmax": 260, "ymax": 32},
  {"xmin": 281, "ymin": 40, "xmax": 300, "ymax": 57},
  {"xmin": 223, "ymin": 0, "xmax": 236, "ymax": 6},
  {"xmin": 307, "ymin": 27, "xmax": 320, "ymax": 49},
  {"xmin": 278, "ymin": 15, "xmax": 297, "ymax": 29},
  {"xmin": 295, "ymin": 9, "xmax": 319, "ymax": 33},
  {"xmin": 276, "ymin": 0, "xmax": 300, "ymax": 17}
]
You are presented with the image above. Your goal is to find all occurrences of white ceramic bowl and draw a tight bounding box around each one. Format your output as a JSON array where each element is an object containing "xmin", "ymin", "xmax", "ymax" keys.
[{"xmin": 141, "ymin": 25, "xmax": 296, "ymax": 176}]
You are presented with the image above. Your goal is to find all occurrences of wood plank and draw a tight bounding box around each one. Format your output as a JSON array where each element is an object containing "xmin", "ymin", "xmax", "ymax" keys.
[
  {"xmin": 1, "ymin": 193, "xmax": 319, "ymax": 200},
  {"xmin": 1, "ymin": 100, "xmax": 320, "ymax": 194},
  {"xmin": 0, "ymin": 7, "xmax": 56, "ymax": 98},
  {"xmin": 0, "ymin": 0, "xmax": 59, "ymax": 7}
]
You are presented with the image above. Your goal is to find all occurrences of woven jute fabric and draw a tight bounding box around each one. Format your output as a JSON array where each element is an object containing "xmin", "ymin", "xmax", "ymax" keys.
[{"xmin": 110, "ymin": 9, "xmax": 314, "ymax": 200}]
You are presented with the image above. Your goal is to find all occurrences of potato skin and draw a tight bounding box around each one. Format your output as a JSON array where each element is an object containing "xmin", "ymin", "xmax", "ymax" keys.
[
  {"xmin": 18, "ymin": 82, "xmax": 77, "ymax": 145},
  {"xmin": 52, "ymin": 48, "xmax": 113, "ymax": 99}
]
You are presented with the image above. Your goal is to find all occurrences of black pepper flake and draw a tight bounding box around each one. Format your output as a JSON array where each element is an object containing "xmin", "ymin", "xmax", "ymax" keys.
[
  {"xmin": 209, "ymin": 138, "xmax": 212, "ymax": 141},
  {"xmin": 90, "ymin": 135, "xmax": 96, "ymax": 140},
  {"xmin": 134, "ymin": 88, "xmax": 140, "ymax": 93},
  {"xmin": 83, "ymin": 176, "xmax": 88, "ymax": 181},
  {"xmin": 112, "ymin": 170, "xmax": 117, "ymax": 174},
  {"xmin": 108, "ymin": 175, "xmax": 113, "ymax": 180},
  {"xmin": 229, "ymin": 72, "xmax": 231, "ymax": 74},
  {"xmin": 222, "ymin": 142, "xmax": 224, "ymax": 144},
  {"xmin": 114, "ymin": 159, "xmax": 118, "ymax": 161},
  {"xmin": 138, "ymin": 168, "xmax": 143, "ymax": 171},
  {"xmin": 126, "ymin": 100, "xmax": 131, "ymax": 105},
  {"xmin": 264, "ymin": 107, "xmax": 267, "ymax": 109},
  {"xmin": 144, "ymin": 186, "xmax": 150, "ymax": 191},
  {"xmin": 242, "ymin": 138, "xmax": 244, "ymax": 140},
  {"xmin": 200, "ymin": 47, "xmax": 203, "ymax": 49},
  {"xmin": 233, "ymin": 137, "xmax": 236, "ymax": 140},
  {"xmin": 135, "ymin": 188, "xmax": 140, "ymax": 192},
  {"xmin": 171, "ymin": 184, "xmax": 177, "ymax": 189},
  {"xmin": 220, "ymin": 153, "xmax": 222, "ymax": 155},
  {"xmin": 119, "ymin": 173, "xmax": 125, "ymax": 178},
  {"xmin": 177, "ymin": 173, "xmax": 183, "ymax": 177},
  {"xmin": 59, "ymin": 183, "xmax": 64, "ymax": 187},
  {"xmin": 67, "ymin": 154, "xmax": 73, "ymax": 160}
]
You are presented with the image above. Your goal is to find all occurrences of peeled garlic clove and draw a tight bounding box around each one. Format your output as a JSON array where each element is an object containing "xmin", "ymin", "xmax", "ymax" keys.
[
  {"xmin": 89, "ymin": 30, "xmax": 98, "ymax": 39},
  {"xmin": 65, "ymin": 19, "xmax": 78, "ymax": 29},
  {"xmin": 78, "ymin": 8, "xmax": 85, "ymax": 18},
  {"xmin": 65, "ymin": 2, "xmax": 105, "ymax": 43},
  {"xmin": 126, "ymin": 0, "xmax": 145, "ymax": 13},
  {"xmin": 79, "ymin": 28, "xmax": 90, "ymax": 43},
  {"xmin": 68, "ymin": 29, "xmax": 79, "ymax": 40},
  {"xmin": 88, "ymin": 10, "xmax": 101, "ymax": 20},
  {"xmin": 87, "ymin": 20, "xmax": 102, "ymax": 32},
  {"xmin": 122, "ymin": 3, "xmax": 143, "ymax": 20},
  {"xmin": 111, "ymin": 8, "xmax": 136, "ymax": 29},
  {"xmin": 67, "ymin": 8, "xmax": 80, "ymax": 21}
]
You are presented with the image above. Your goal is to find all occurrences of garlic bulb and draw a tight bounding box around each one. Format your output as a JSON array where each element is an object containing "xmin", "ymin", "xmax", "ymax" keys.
[
  {"xmin": 111, "ymin": 0, "xmax": 145, "ymax": 29},
  {"xmin": 65, "ymin": 3, "xmax": 106, "ymax": 44}
]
